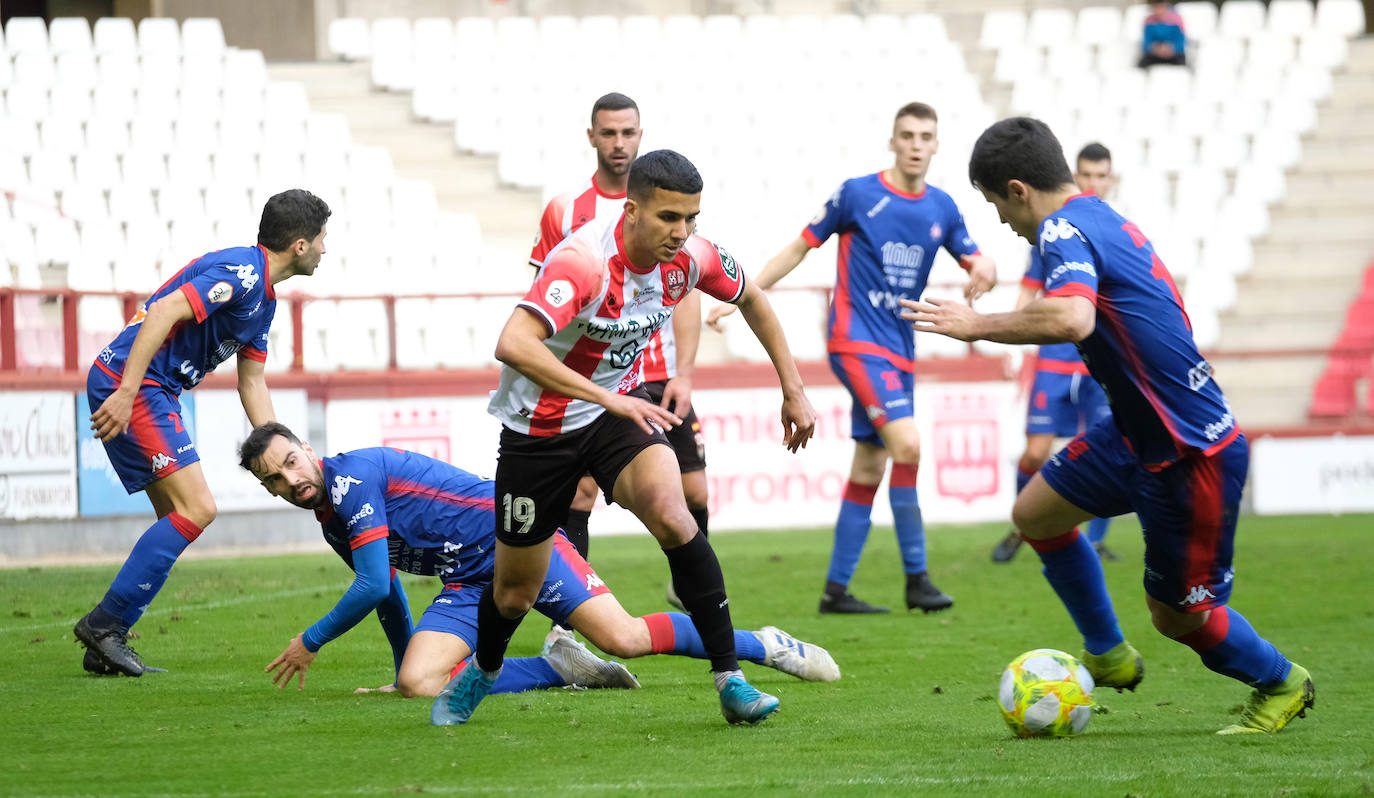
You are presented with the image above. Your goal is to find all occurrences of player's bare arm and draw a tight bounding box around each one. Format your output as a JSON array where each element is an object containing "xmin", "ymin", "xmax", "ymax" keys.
[
  {"xmin": 90, "ymin": 290, "xmax": 197, "ymax": 442},
  {"xmin": 901, "ymin": 294, "xmax": 1095, "ymax": 345},
  {"xmin": 265, "ymin": 632, "xmax": 317, "ymax": 691},
  {"xmin": 961, "ymin": 253, "xmax": 998, "ymax": 302},
  {"xmin": 236, "ymin": 354, "xmax": 277, "ymax": 429},
  {"xmin": 659, "ymin": 290, "xmax": 701, "ymax": 417},
  {"xmin": 1013, "ymin": 283, "xmax": 1039, "ymax": 312},
  {"xmin": 733, "ymin": 281, "xmax": 818, "ymax": 452},
  {"xmin": 494, "ymin": 307, "xmax": 682, "ymax": 435},
  {"xmin": 706, "ymin": 236, "xmax": 810, "ymax": 331}
]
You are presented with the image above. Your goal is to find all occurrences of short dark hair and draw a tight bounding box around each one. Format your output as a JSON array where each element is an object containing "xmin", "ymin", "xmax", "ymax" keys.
[
  {"xmin": 1077, "ymin": 142, "xmax": 1112, "ymax": 164},
  {"xmin": 627, "ymin": 150, "xmax": 703, "ymax": 201},
  {"xmin": 895, "ymin": 102, "xmax": 938, "ymax": 125},
  {"xmin": 257, "ymin": 189, "xmax": 331, "ymax": 252},
  {"xmin": 968, "ymin": 117, "xmax": 1075, "ymax": 198},
  {"xmin": 590, "ymin": 92, "xmax": 639, "ymax": 128},
  {"xmin": 238, "ymin": 421, "xmax": 301, "ymax": 473}
]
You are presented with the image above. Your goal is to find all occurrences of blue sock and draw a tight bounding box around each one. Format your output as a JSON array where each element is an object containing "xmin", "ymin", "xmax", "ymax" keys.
[
  {"xmin": 1180, "ymin": 606, "xmax": 1291, "ymax": 688},
  {"xmin": 645, "ymin": 612, "xmax": 766, "ymax": 663},
  {"xmin": 826, "ymin": 480, "xmax": 877, "ymax": 585},
  {"xmin": 1086, "ymin": 517, "xmax": 1111, "ymax": 544},
  {"xmin": 98, "ymin": 514, "xmax": 198, "ymax": 629},
  {"xmin": 1027, "ymin": 528, "xmax": 1123, "ymax": 655},
  {"xmin": 890, "ymin": 464, "xmax": 925, "ymax": 574},
  {"xmin": 480, "ymin": 656, "xmax": 564, "ymax": 693}
]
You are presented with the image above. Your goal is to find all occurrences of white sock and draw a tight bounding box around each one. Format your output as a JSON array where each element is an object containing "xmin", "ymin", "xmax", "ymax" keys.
[{"xmin": 713, "ymin": 668, "xmax": 745, "ymax": 692}]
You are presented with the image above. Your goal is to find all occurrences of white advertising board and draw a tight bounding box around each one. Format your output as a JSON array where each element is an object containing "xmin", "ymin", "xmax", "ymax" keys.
[
  {"xmin": 0, "ymin": 392, "xmax": 77, "ymax": 519},
  {"xmin": 324, "ymin": 382, "xmax": 1022, "ymax": 533},
  {"xmin": 194, "ymin": 389, "xmax": 310, "ymax": 511},
  {"xmin": 1251, "ymin": 435, "xmax": 1374, "ymax": 515}
]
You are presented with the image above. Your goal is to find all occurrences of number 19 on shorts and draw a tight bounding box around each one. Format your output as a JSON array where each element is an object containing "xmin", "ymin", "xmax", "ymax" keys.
[{"xmin": 503, "ymin": 493, "xmax": 535, "ymax": 535}]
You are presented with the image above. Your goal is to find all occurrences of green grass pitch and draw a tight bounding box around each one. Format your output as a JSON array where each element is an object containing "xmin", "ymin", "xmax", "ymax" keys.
[{"xmin": 3, "ymin": 514, "xmax": 1371, "ymax": 797}]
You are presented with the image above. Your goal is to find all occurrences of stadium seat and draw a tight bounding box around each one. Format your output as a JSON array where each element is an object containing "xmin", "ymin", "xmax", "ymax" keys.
[
  {"xmin": 40, "ymin": 118, "xmax": 87, "ymax": 156},
  {"xmin": 1196, "ymin": 130, "xmax": 1248, "ymax": 171},
  {"xmin": 108, "ymin": 183, "xmax": 159, "ymax": 224},
  {"xmin": 1251, "ymin": 128, "xmax": 1303, "ymax": 169},
  {"xmin": 1075, "ymin": 6, "xmax": 1124, "ymax": 47},
  {"xmin": 1244, "ymin": 31, "xmax": 1297, "ymax": 67},
  {"xmin": 3, "ymin": 222, "xmax": 43, "ymax": 286},
  {"xmin": 73, "ymin": 151, "xmax": 119, "ymax": 193},
  {"xmin": 55, "ymin": 51, "xmax": 100, "ymax": 90},
  {"xmin": 49, "ymin": 17, "xmax": 93, "ymax": 55},
  {"xmin": 76, "ymin": 295, "xmax": 125, "ymax": 361},
  {"xmin": 1315, "ymin": 0, "xmax": 1366, "ymax": 36},
  {"xmin": 369, "ymin": 18, "xmax": 414, "ymax": 91},
  {"xmin": 85, "ymin": 113, "xmax": 131, "ymax": 155},
  {"xmin": 5, "ymin": 17, "xmax": 50, "ymax": 55},
  {"xmin": 1233, "ymin": 163, "xmax": 1286, "ymax": 205},
  {"xmin": 67, "ymin": 253, "xmax": 115, "ymax": 292},
  {"xmin": 1176, "ymin": 1, "xmax": 1220, "ymax": 40},
  {"xmin": 158, "ymin": 181, "xmax": 206, "ymax": 224},
  {"xmin": 223, "ymin": 49, "xmax": 268, "ymax": 91},
  {"xmin": 181, "ymin": 18, "xmax": 226, "ymax": 55},
  {"xmin": 1218, "ymin": 1, "xmax": 1267, "ymax": 38},
  {"xmin": 29, "ymin": 150, "xmax": 77, "ymax": 194},
  {"xmin": 980, "ymin": 10, "xmax": 1027, "ymax": 50},
  {"xmin": 1027, "ymin": 8, "xmax": 1075, "ymax": 47},
  {"xmin": 1267, "ymin": 94, "xmax": 1318, "ymax": 135},
  {"xmin": 1217, "ymin": 195, "xmax": 1271, "ymax": 238},
  {"xmin": 130, "ymin": 114, "xmax": 176, "ymax": 155},
  {"xmin": 35, "ymin": 216, "xmax": 80, "ymax": 264},
  {"xmin": 13, "ymin": 51, "xmax": 57, "ymax": 89},
  {"xmin": 1282, "ymin": 62, "xmax": 1333, "ymax": 101},
  {"xmin": 1298, "ymin": 28, "xmax": 1350, "ymax": 68},
  {"xmin": 60, "ymin": 183, "xmax": 108, "ymax": 223},
  {"xmin": 5, "ymin": 82, "xmax": 50, "ymax": 123},
  {"xmin": 93, "ymin": 17, "xmax": 137, "ymax": 56},
  {"xmin": 122, "ymin": 218, "xmax": 170, "ymax": 269},
  {"xmin": 78, "ymin": 219, "xmax": 124, "ymax": 266},
  {"xmin": 137, "ymin": 17, "xmax": 181, "ymax": 55},
  {"xmin": 1267, "ymin": 0, "xmax": 1315, "ymax": 34},
  {"xmin": 1201, "ymin": 231, "xmax": 1254, "ymax": 276},
  {"xmin": 328, "ymin": 17, "xmax": 370, "ymax": 60},
  {"xmin": 50, "ymin": 83, "xmax": 94, "ymax": 122}
]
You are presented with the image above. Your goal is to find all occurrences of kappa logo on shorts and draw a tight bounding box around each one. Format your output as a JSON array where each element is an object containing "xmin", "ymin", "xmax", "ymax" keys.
[
  {"xmin": 150, "ymin": 452, "xmax": 177, "ymax": 471},
  {"xmin": 331, "ymin": 474, "xmax": 362, "ymax": 505},
  {"xmin": 1178, "ymin": 584, "xmax": 1217, "ymax": 606},
  {"xmin": 207, "ymin": 281, "xmax": 233, "ymax": 304}
]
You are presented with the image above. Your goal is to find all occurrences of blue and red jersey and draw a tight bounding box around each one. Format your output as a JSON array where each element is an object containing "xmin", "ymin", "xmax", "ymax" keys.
[
  {"xmin": 316, "ymin": 447, "xmax": 496, "ymax": 587},
  {"xmin": 804, "ymin": 172, "xmax": 981, "ymax": 371},
  {"xmin": 1023, "ymin": 248, "xmax": 1088, "ymax": 375},
  {"xmin": 95, "ymin": 245, "xmax": 276, "ymax": 393},
  {"xmin": 1037, "ymin": 193, "xmax": 1236, "ymax": 469}
]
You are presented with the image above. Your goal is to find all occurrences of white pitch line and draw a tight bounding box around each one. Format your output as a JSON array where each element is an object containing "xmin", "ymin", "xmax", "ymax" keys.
[{"xmin": 0, "ymin": 584, "xmax": 340, "ymax": 634}]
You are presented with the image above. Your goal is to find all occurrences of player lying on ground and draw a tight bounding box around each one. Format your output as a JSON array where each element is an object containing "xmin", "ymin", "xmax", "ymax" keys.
[
  {"xmin": 902, "ymin": 117, "xmax": 1313, "ymax": 735},
  {"xmin": 238, "ymin": 423, "xmax": 839, "ymax": 700}
]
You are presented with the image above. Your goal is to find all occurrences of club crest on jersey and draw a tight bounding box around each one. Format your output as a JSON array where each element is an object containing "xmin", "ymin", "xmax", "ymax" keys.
[
  {"xmin": 544, "ymin": 279, "xmax": 574, "ymax": 308},
  {"xmin": 930, "ymin": 223, "xmax": 942, "ymax": 240},
  {"xmin": 714, "ymin": 245, "xmax": 738, "ymax": 280},
  {"xmin": 207, "ymin": 281, "xmax": 233, "ymax": 304},
  {"xmin": 665, "ymin": 267, "xmax": 687, "ymax": 301}
]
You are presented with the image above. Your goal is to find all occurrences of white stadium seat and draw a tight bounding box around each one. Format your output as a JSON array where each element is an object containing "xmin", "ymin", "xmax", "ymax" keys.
[
  {"xmin": 93, "ymin": 17, "xmax": 137, "ymax": 56},
  {"xmin": 137, "ymin": 17, "xmax": 181, "ymax": 55},
  {"xmin": 1268, "ymin": 0, "xmax": 1315, "ymax": 33},
  {"xmin": 328, "ymin": 18, "xmax": 371, "ymax": 60},
  {"xmin": 1218, "ymin": 0, "xmax": 1267, "ymax": 38},
  {"xmin": 1315, "ymin": 0, "xmax": 1366, "ymax": 36},
  {"xmin": 1176, "ymin": 2, "xmax": 1219, "ymax": 39},
  {"xmin": 5, "ymin": 17, "xmax": 50, "ymax": 55},
  {"xmin": 75, "ymin": 151, "xmax": 120, "ymax": 191},
  {"xmin": 1027, "ymin": 8, "xmax": 1075, "ymax": 47},
  {"xmin": 980, "ymin": 10, "xmax": 1026, "ymax": 49},
  {"xmin": 49, "ymin": 17, "xmax": 93, "ymax": 55},
  {"xmin": 181, "ymin": 18, "xmax": 226, "ymax": 55}
]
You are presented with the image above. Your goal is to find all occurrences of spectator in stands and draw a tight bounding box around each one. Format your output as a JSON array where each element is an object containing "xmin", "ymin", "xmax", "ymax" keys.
[{"xmin": 1139, "ymin": 1, "xmax": 1188, "ymax": 68}]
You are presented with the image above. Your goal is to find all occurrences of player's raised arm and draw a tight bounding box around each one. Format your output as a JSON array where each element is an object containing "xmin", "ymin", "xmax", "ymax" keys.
[
  {"xmin": 706, "ymin": 236, "xmax": 811, "ymax": 331},
  {"xmin": 90, "ymin": 290, "xmax": 196, "ymax": 442}
]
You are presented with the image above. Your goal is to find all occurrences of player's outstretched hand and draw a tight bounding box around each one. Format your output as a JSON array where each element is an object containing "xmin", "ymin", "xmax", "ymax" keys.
[
  {"xmin": 900, "ymin": 297, "xmax": 983, "ymax": 342},
  {"xmin": 659, "ymin": 375, "xmax": 693, "ymax": 419},
  {"xmin": 604, "ymin": 392, "xmax": 682, "ymax": 436},
  {"xmin": 962, "ymin": 255, "xmax": 997, "ymax": 303},
  {"xmin": 705, "ymin": 303, "xmax": 737, "ymax": 332},
  {"xmin": 90, "ymin": 388, "xmax": 137, "ymax": 442},
  {"xmin": 780, "ymin": 394, "xmax": 818, "ymax": 453},
  {"xmin": 354, "ymin": 683, "xmax": 399, "ymax": 695},
  {"xmin": 266, "ymin": 633, "xmax": 317, "ymax": 692}
]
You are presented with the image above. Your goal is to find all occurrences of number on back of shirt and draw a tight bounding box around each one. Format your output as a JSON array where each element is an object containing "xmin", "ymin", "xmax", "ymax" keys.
[{"xmin": 503, "ymin": 493, "xmax": 535, "ymax": 535}]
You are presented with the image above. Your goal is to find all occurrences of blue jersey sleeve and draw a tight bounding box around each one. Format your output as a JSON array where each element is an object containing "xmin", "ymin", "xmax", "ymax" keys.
[
  {"xmin": 1038, "ymin": 217, "xmax": 1100, "ymax": 304},
  {"xmin": 802, "ymin": 182, "xmax": 848, "ymax": 248},
  {"xmin": 241, "ymin": 299, "xmax": 275, "ymax": 362},
  {"xmin": 178, "ymin": 256, "xmax": 267, "ymax": 324},
  {"xmin": 327, "ymin": 456, "xmax": 391, "ymax": 551},
  {"xmin": 375, "ymin": 570, "xmax": 414, "ymax": 679},
  {"xmin": 940, "ymin": 199, "xmax": 981, "ymax": 263},
  {"xmin": 1023, "ymin": 249, "xmax": 1046, "ymax": 289},
  {"xmin": 302, "ymin": 535, "xmax": 392, "ymax": 652}
]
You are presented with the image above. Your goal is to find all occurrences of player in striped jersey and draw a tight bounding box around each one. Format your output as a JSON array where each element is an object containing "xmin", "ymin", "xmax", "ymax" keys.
[{"xmin": 438, "ymin": 150, "xmax": 817, "ymax": 727}]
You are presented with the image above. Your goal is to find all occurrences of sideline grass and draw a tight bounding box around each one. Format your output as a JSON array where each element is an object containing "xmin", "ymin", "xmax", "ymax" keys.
[{"xmin": 2, "ymin": 515, "xmax": 1371, "ymax": 797}]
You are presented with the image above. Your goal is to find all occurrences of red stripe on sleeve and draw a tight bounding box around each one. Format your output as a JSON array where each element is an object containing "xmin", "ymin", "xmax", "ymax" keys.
[
  {"xmin": 349, "ymin": 526, "xmax": 389, "ymax": 550},
  {"xmin": 801, "ymin": 228, "xmax": 823, "ymax": 248},
  {"xmin": 179, "ymin": 282, "xmax": 209, "ymax": 322},
  {"xmin": 1046, "ymin": 283, "xmax": 1098, "ymax": 305},
  {"xmin": 1021, "ymin": 276, "xmax": 1045, "ymax": 289}
]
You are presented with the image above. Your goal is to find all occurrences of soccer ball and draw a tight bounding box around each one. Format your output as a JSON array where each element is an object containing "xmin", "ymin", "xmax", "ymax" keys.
[{"xmin": 998, "ymin": 648, "xmax": 1095, "ymax": 738}]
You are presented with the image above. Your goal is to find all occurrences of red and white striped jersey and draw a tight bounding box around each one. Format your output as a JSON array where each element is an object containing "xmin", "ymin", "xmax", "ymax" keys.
[
  {"xmin": 491, "ymin": 213, "xmax": 747, "ymax": 437},
  {"xmin": 528, "ymin": 174, "xmax": 682, "ymax": 383}
]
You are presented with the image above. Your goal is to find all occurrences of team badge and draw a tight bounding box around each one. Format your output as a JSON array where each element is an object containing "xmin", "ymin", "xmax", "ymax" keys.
[
  {"xmin": 714, "ymin": 245, "xmax": 738, "ymax": 280},
  {"xmin": 665, "ymin": 268, "xmax": 686, "ymax": 301},
  {"xmin": 544, "ymin": 279, "xmax": 573, "ymax": 307},
  {"xmin": 207, "ymin": 281, "xmax": 233, "ymax": 304},
  {"xmin": 930, "ymin": 223, "xmax": 942, "ymax": 240}
]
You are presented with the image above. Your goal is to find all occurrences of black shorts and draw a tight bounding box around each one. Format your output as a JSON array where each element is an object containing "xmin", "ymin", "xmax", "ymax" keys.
[
  {"xmin": 641, "ymin": 379, "xmax": 707, "ymax": 474},
  {"xmin": 495, "ymin": 387, "xmax": 670, "ymax": 547}
]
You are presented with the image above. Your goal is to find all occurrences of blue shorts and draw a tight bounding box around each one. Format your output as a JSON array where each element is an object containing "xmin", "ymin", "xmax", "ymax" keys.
[
  {"xmin": 87, "ymin": 363, "xmax": 200, "ymax": 493},
  {"xmin": 1040, "ymin": 419, "xmax": 1247, "ymax": 613},
  {"xmin": 1026, "ymin": 369, "xmax": 1112, "ymax": 438},
  {"xmin": 828, "ymin": 352, "xmax": 914, "ymax": 446},
  {"xmin": 415, "ymin": 533, "xmax": 611, "ymax": 648}
]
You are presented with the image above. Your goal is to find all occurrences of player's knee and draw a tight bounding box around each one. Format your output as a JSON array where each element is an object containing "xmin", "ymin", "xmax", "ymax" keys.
[
  {"xmin": 885, "ymin": 437, "xmax": 920, "ymax": 465},
  {"xmin": 1018, "ymin": 451, "xmax": 1049, "ymax": 472},
  {"xmin": 492, "ymin": 582, "xmax": 538, "ymax": 616},
  {"xmin": 681, "ymin": 480, "xmax": 708, "ymax": 510},
  {"xmin": 589, "ymin": 625, "xmax": 645, "ymax": 659},
  {"xmin": 1010, "ymin": 496, "xmax": 1047, "ymax": 537},
  {"xmin": 179, "ymin": 495, "xmax": 217, "ymax": 531},
  {"xmin": 1147, "ymin": 599, "xmax": 1205, "ymax": 640},
  {"xmin": 396, "ymin": 673, "xmax": 429, "ymax": 699}
]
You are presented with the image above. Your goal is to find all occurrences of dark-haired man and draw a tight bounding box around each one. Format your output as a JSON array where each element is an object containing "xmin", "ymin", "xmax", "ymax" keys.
[
  {"xmin": 528, "ymin": 94, "xmax": 711, "ymax": 615},
  {"xmin": 992, "ymin": 142, "xmax": 1117, "ymax": 564},
  {"xmin": 903, "ymin": 117, "xmax": 1313, "ymax": 735},
  {"xmin": 236, "ymin": 423, "xmax": 838, "ymax": 699},
  {"xmin": 709, "ymin": 102, "xmax": 996, "ymax": 615},
  {"xmin": 438, "ymin": 149, "xmax": 818, "ymax": 727},
  {"xmin": 74, "ymin": 189, "xmax": 331, "ymax": 678}
]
